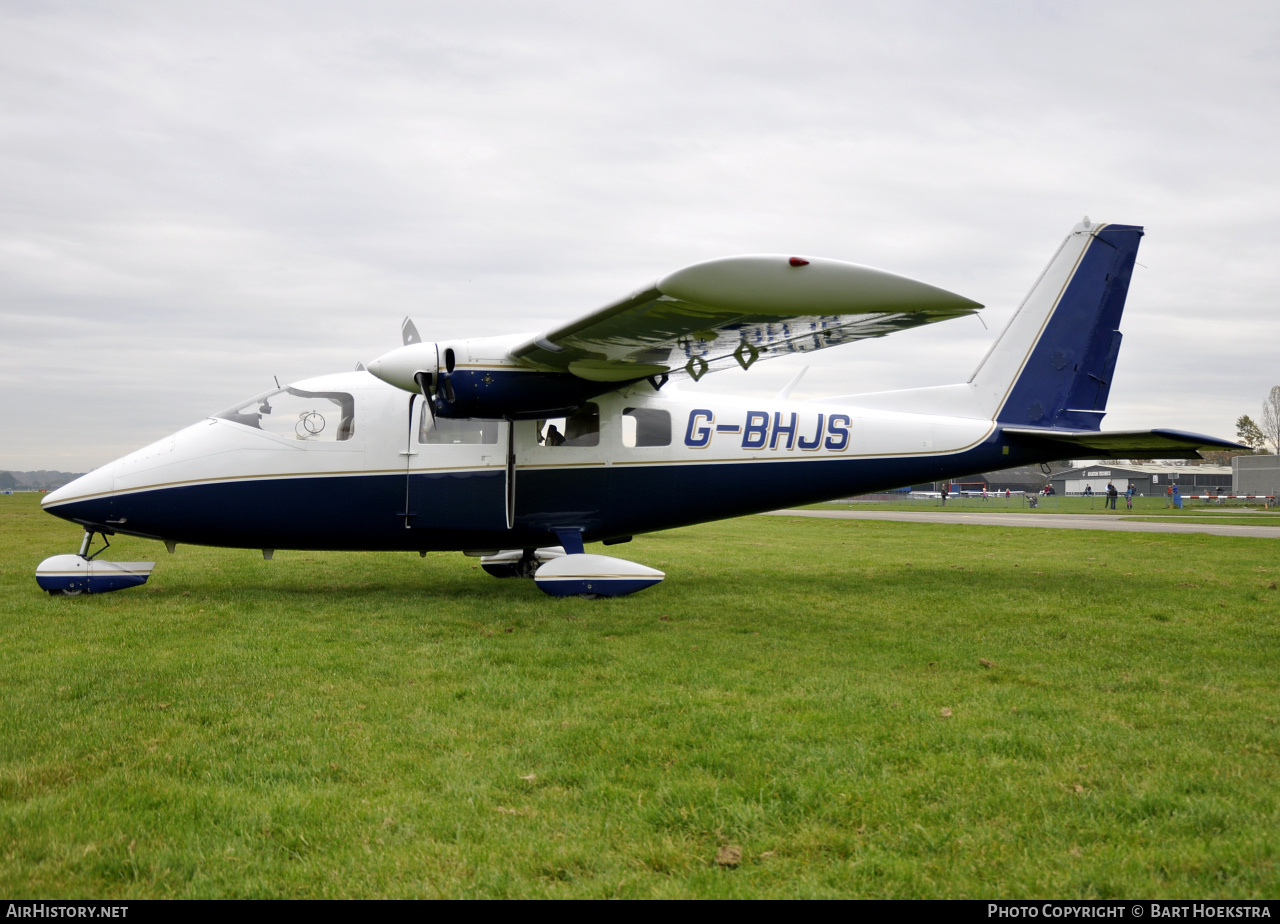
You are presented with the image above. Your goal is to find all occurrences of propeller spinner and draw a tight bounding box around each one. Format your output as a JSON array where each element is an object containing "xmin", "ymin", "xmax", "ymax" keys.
[
  {"xmin": 366, "ymin": 317, "xmax": 439, "ymax": 397},
  {"xmin": 366, "ymin": 317, "xmax": 464, "ymax": 420}
]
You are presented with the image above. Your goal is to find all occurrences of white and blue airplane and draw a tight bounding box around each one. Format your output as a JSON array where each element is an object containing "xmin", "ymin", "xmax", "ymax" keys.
[{"xmin": 36, "ymin": 219, "xmax": 1240, "ymax": 597}]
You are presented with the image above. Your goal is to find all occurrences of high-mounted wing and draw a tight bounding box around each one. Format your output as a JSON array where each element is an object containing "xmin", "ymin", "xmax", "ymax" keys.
[
  {"xmin": 1004, "ymin": 428, "xmax": 1245, "ymax": 461},
  {"xmin": 508, "ymin": 255, "xmax": 983, "ymax": 382}
]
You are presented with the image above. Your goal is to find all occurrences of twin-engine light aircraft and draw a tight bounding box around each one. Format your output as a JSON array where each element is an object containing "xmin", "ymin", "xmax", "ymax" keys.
[{"xmin": 37, "ymin": 219, "xmax": 1241, "ymax": 597}]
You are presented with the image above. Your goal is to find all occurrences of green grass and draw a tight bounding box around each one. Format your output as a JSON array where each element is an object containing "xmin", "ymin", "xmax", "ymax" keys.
[
  {"xmin": 2, "ymin": 492, "xmax": 1279, "ymax": 898},
  {"xmin": 1121, "ymin": 518, "xmax": 1280, "ymax": 527}
]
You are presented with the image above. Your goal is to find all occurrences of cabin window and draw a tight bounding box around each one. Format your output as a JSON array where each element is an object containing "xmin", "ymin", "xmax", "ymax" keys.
[
  {"xmin": 419, "ymin": 406, "xmax": 500, "ymax": 444},
  {"xmin": 537, "ymin": 404, "xmax": 599, "ymax": 447},
  {"xmin": 622, "ymin": 408, "xmax": 671, "ymax": 447},
  {"xmin": 216, "ymin": 387, "xmax": 355, "ymax": 441}
]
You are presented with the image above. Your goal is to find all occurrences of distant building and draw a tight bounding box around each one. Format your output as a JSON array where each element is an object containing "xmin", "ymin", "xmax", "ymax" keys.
[
  {"xmin": 1049, "ymin": 463, "xmax": 1231, "ymax": 497},
  {"xmin": 1233, "ymin": 454, "xmax": 1280, "ymax": 496},
  {"xmin": 907, "ymin": 465, "xmax": 1064, "ymax": 494}
]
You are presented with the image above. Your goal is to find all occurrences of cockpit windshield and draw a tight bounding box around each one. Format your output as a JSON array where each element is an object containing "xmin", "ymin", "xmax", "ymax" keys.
[{"xmin": 215, "ymin": 387, "xmax": 356, "ymax": 441}]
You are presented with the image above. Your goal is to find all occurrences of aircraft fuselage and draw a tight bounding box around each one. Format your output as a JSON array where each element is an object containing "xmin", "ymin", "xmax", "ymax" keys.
[{"xmin": 42, "ymin": 370, "xmax": 1027, "ymax": 552}]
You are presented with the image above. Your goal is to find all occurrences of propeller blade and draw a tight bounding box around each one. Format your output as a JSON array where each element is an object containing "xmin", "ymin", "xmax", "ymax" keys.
[{"xmin": 414, "ymin": 371, "xmax": 435, "ymax": 423}]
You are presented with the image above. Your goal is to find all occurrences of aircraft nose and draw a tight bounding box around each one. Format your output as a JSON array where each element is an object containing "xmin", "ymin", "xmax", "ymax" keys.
[{"xmin": 42, "ymin": 464, "xmax": 114, "ymax": 510}]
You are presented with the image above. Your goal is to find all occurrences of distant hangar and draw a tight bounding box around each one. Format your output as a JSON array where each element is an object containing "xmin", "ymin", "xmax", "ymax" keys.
[
  {"xmin": 902, "ymin": 458, "xmax": 1276, "ymax": 499},
  {"xmin": 1234, "ymin": 454, "xmax": 1280, "ymax": 496},
  {"xmin": 1049, "ymin": 463, "xmax": 1231, "ymax": 497}
]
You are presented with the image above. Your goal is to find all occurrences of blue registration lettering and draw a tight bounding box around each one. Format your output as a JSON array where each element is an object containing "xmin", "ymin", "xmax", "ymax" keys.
[
  {"xmin": 742, "ymin": 411, "xmax": 769, "ymax": 449},
  {"xmin": 825, "ymin": 414, "xmax": 851, "ymax": 451},
  {"xmin": 797, "ymin": 414, "xmax": 825, "ymax": 450},
  {"xmin": 770, "ymin": 412, "xmax": 798, "ymax": 450},
  {"xmin": 685, "ymin": 409, "xmax": 714, "ymax": 448}
]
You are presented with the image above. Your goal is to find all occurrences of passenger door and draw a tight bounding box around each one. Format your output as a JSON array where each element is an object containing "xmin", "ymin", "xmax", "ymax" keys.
[{"xmin": 405, "ymin": 399, "xmax": 508, "ymax": 531}]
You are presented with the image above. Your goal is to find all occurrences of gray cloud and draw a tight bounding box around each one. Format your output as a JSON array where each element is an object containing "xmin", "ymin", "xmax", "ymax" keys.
[{"xmin": 2, "ymin": 1, "xmax": 1278, "ymax": 469}]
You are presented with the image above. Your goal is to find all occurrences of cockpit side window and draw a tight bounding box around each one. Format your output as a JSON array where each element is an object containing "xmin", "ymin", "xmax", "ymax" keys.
[
  {"xmin": 622, "ymin": 407, "xmax": 671, "ymax": 447},
  {"xmin": 216, "ymin": 387, "xmax": 356, "ymax": 441},
  {"xmin": 419, "ymin": 406, "xmax": 500, "ymax": 444},
  {"xmin": 536, "ymin": 404, "xmax": 600, "ymax": 447}
]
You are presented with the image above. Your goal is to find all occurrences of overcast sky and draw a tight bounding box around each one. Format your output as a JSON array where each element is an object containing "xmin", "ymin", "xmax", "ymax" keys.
[{"xmin": 2, "ymin": 1, "xmax": 1278, "ymax": 471}]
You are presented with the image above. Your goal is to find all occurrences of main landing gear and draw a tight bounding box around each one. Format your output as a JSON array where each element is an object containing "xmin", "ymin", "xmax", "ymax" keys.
[
  {"xmin": 479, "ymin": 546, "xmax": 566, "ymax": 579},
  {"xmin": 478, "ymin": 536, "xmax": 665, "ymax": 598},
  {"xmin": 35, "ymin": 529, "xmax": 156, "ymax": 596}
]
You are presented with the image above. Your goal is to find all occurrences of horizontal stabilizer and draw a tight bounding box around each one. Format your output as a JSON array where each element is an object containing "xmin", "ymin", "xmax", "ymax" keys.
[{"xmin": 1004, "ymin": 427, "xmax": 1244, "ymax": 461}]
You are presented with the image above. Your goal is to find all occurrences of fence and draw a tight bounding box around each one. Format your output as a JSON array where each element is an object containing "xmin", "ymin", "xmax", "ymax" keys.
[
  {"xmin": 846, "ymin": 492, "xmax": 1055, "ymax": 508},
  {"xmin": 843, "ymin": 493, "xmax": 1275, "ymax": 510}
]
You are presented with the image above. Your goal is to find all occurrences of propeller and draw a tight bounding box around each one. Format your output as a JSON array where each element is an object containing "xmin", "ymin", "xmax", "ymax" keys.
[
  {"xmin": 402, "ymin": 316, "xmax": 436, "ymax": 420},
  {"xmin": 366, "ymin": 317, "xmax": 445, "ymax": 420},
  {"xmin": 415, "ymin": 370, "xmax": 435, "ymax": 423}
]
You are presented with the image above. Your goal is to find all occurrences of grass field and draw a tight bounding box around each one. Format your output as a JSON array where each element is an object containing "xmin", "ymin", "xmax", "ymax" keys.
[{"xmin": 2, "ymin": 492, "xmax": 1279, "ymax": 898}]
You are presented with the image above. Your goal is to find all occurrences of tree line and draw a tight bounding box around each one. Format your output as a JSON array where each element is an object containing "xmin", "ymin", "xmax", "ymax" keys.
[{"xmin": 1236, "ymin": 385, "xmax": 1280, "ymax": 454}]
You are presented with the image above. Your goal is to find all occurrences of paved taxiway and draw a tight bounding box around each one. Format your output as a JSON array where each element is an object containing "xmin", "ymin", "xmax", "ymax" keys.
[{"xmin": 767, "ymin": 509, "xmax": 1280, "ymax": 539}]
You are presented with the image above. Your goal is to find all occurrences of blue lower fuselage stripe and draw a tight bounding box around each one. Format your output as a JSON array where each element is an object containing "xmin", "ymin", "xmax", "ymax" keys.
[{"xmin": 45, "ymin": 435, "xmax": 1037, "ymax": 550}]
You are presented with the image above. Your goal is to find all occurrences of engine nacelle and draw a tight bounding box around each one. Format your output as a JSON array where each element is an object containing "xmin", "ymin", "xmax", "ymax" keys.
[
  {"xmin": 433, "ymin": 368, "xmax": 619, "ymax": 419},
  {"xmin": 366, "ymin": 341, "xmax": 629, "ymax": 419}
]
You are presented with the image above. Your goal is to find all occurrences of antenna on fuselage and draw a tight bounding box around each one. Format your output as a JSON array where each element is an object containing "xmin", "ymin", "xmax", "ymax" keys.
[
  {"xmin": 775, "ymin": 365, "xmax": 809, "ymax": 400},
  {"xmin": 273, "ymin": 375, "xmax": 280, "ymax": 388}
]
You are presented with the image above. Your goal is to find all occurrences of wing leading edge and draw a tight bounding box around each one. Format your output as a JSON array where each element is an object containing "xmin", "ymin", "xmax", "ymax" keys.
[{"xmin": 508, "ymin": 255, "xmax": 983, "ymax": 382}]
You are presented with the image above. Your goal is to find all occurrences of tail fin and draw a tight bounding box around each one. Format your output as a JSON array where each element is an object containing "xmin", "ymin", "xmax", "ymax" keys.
[{"xmin": 970, "ymin": 219, "xmax": 1144, "ymax": 429}]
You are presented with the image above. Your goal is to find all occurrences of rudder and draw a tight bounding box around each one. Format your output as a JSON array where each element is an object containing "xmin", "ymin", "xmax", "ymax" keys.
[{"xmin": 970, "ymin": 219, "xmax": 1144, "ymax": 429}]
